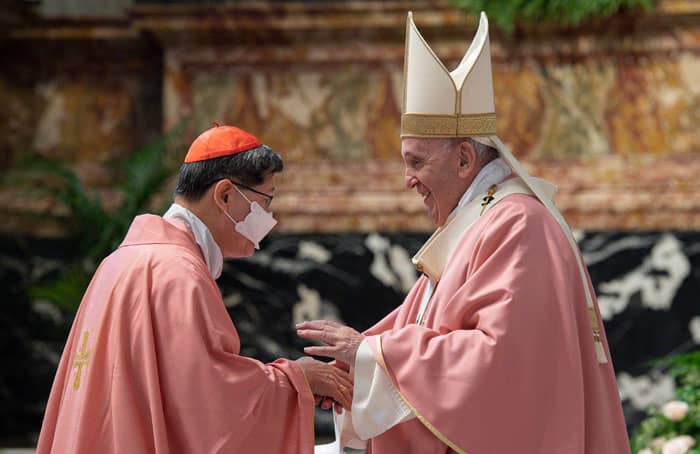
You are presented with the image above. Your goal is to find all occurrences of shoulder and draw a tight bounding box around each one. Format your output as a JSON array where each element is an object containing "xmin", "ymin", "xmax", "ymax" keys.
[
  {"xmin": 481, "ymin": 193, "xmax": 553, "ymax": 232},
  {"xmin": 474, "ymin": 193, "xmax": 572, "ymax": 259},
  {"xmin": 155, "ymin": 248, "xmax": 214, "ymax": 288},
  {"xmin": 110, "ymin": 242, "xmax": 213, "ymax": 289}
]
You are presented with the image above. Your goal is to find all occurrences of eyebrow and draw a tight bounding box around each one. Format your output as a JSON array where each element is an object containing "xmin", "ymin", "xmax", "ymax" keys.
[{"xmin": 402, "ymin": 150, "xmax": 425, "ymax": 161}]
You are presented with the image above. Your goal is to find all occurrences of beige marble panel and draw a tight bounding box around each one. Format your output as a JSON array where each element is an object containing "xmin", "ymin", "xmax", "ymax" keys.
[{"xmin": 2, "ymin": 1, "xmax": 700, "ymax": 235}]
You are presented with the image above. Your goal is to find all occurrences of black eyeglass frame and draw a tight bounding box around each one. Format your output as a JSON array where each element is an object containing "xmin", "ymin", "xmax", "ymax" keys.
[{"xmin": 229, "ymin": 180, "xmax": 274, "ymax": 208}]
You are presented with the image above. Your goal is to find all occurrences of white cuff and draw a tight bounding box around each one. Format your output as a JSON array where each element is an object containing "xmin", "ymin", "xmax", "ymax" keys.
[
  {"xmin": 350, "ymin": 337, "xmax": 414, "ymax": 440},
  {"xmin": 314, "ymin": 409, "xmax": 365, "ymax": 454}
]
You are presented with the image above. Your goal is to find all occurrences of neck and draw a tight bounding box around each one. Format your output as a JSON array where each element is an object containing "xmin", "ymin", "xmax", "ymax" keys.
[
  {"xmin": 456, "ymin": 157, "xmax": 511, "ymax": 211},
  {"xmin": 175, "ymin": 196, "xmax": 209, "ymax": 224},
  {"xmin": 174, "ymin": 196, "xmax": 222, "ymax": 243}
]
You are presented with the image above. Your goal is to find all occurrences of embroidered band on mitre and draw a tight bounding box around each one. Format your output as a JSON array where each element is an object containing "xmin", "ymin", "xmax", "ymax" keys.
[
  {"xmin": 402, "ymin": 12, "xmax": 608, "ymax": 364},
  {"xmin": 401, "ymin": 11, "xmax": 496, "ymax": 141}
]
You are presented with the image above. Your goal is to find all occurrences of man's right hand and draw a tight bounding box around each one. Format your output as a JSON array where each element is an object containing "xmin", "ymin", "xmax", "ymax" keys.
[{"xmin": 296, "ymin": 357, "xmax": 353, "ymax": 411}]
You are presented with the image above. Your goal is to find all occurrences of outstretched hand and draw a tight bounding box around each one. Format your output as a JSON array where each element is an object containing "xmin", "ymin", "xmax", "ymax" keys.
[{"xmin": 296, "ymin": 320, "xmax": 363, "ymax": 367}]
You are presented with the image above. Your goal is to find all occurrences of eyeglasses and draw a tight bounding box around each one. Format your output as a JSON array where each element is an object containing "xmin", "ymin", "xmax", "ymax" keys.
[{"xmin": 230, "ymin": 180, "xmax": 274, "ymax": 209}]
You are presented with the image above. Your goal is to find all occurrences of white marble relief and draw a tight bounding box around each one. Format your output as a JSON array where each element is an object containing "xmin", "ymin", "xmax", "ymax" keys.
[
  {"xmin": 597, "ymin": 234, "xmax": 691, "ymax": 320},
  {"xmin": 581, "ymin": 232, "xmax": 609, "ymax": 251},
  {"xmin": 617, "ymin": 371, "xmax": 675, "ymax": 411},
  {"xmin": 297, "ymin": 240, "xmax": 332, "ymax": 264},
  {"xmin": 365, "ymin": 233, "xmax": 397, "ymax": 289},
  {"xmin": 245, "ymin": 250, "xmax": 272, "ymax": 266},
  {"xmin": 32, "ymin": 340, "xmax": 62, "ymax": 366},
  {"xmin": 230, "ymin": 270, "xmax": 268, "ymax": 291},
  {"xmin": 222, "ymin": 292, "xmax": 243, "ymax": 308},
  {"xmin": 365, "ymin": 234, "xmax": 418, "ymax": 293},
  {"xmin": 246, "ymin": 250, "xmax": 313, "ymax": 276},
  {"xmin": 582, "ymin": 235, "xmax": 657, "ymax": 266},
  {"xmin": 272, "ymin": 257, "xmax": 315, "ymax": 275},
  {"xmin": 388, "ymin": 244, "xmax": 418, "ymax": 293},
  {"xmin": 293, "ymin": 284, "xmax": 322, "ymax": 326},
  {"xmin": 255, "ymin": 333, "xmax": 285, "ymax": 358},
  {"xmin": 292, "ymin": 284, "xmax": 341, "ymax": 327},
  {"xmin": 690, "ymin": 316, "xmax": 700, "ymax": 344},
  {"xmin": 31, "ymin": 300, "xmax": 64, "ymax": 325}
]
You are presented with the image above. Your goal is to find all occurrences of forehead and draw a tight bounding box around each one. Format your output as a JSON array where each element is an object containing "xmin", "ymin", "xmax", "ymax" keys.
[{"xmin": 401, "ymin": 138, "xmax": 435, "ymax": 158}]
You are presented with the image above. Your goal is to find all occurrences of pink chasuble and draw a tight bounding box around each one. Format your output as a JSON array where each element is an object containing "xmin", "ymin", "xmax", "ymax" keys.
[
  {"xmin": 363, "ymin": 194, "xmax": 630, "ymax": 454},
  {"xmin": 37, "ymin": 214, "xmax": 315, "ymax": 454}
]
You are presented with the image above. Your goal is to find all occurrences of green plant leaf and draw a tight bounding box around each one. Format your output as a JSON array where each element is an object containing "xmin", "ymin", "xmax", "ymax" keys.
[
  {"xmin": 9, "ymin": 120, "xmax": 189, "ymax": 314},
  {"xmin": 450, "ymin": 0, "xmax": 654, "ymax": 32}
]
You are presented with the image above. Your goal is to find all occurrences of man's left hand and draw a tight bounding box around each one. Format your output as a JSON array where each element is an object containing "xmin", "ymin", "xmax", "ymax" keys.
[{"xmin": 296, "ymin": 320, "xmax": 363, "ymax": 367}]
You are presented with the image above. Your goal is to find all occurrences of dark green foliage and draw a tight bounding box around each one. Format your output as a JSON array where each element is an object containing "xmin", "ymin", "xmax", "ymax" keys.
[
  {"xmin": 451, "ymin": 0, "xmax": 655, "ymax": 32},
  {"xmin": 630, "ymin": 351, "xmax": 700, "ymax": 453},
  {"xmin": 5, "ymin": 125, "xmax": 184, "ymax": 311}
]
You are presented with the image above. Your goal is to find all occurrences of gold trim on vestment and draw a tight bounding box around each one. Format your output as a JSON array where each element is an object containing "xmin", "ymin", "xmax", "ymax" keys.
[
  {"xmin": 72, "ymin": 330, "xmax": 90, "ymax": 390},
  {"xmin": 374, "ymin": 336, "xmax": 467, "ymax": 454},
  {"xmin": 401, "ymin": 113, "xmax": 497, "ymax": 138}
]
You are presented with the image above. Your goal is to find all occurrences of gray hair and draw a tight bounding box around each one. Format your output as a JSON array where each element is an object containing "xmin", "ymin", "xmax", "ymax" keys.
[
  {"xmin": 174, "ymin": 144, "xmax": 283, "ymax": 201},
  {"xmin": 439, "ymin": 137, "xmax": 499, "ymax": 167}
]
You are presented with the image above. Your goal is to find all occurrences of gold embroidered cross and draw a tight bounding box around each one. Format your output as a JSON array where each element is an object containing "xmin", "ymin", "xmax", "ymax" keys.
[
  {"xmin": 480, "ymin": 184, "xmax": 498, "ymax": 215},
  {"xmin": 72, "ymin": 331, "xmax": 90, "ymax": 390}
]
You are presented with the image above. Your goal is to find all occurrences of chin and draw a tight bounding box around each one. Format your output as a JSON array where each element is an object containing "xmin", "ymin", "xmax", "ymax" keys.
[
  {"xmin": 428, "ymin": 209, "xmax": 441, "ymax": 228},
  {"xmin": 243, "ymin": 243, "xmax": 256, "ymax": 257}
]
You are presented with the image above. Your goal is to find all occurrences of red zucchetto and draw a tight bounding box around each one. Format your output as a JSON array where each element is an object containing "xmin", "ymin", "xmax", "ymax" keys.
[{"xmin": 183, "ymin": 123, "xmax": 263, "ymax": 163}]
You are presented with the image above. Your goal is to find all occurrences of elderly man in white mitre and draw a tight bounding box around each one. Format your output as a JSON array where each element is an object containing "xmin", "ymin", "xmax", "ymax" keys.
[{"xmin": 300, "ymin": 11, "xmax": 630, "ymax": 454}]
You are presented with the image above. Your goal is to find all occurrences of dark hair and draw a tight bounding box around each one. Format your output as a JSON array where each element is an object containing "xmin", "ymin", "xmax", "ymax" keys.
[{"xmin": 174, "ymin": 144, "xmax": 283, "ymax": 201}]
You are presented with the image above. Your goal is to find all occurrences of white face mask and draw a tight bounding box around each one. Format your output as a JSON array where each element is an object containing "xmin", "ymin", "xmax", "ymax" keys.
[{"xmin": 223, "ymin": 186, "xmax": 277, "ymax": 249}]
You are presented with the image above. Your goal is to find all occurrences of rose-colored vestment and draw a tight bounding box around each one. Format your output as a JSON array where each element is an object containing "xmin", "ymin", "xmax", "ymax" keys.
[
  {"xmin": 37, "ymin": 215, "xmax": 314, "ymax": 453},
  {"xmin": 363, "ymin": 194, "xmax": 630, "ymax": 454}
]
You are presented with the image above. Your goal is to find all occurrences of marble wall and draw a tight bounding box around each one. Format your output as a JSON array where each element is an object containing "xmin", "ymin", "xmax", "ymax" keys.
[{"xmin": 1, "ymin": 1, "xmax": 700, "ymax": 234}]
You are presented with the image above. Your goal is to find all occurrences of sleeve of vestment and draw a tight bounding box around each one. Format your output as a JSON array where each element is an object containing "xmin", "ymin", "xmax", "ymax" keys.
[{"xmin": 139, "ymin": 261, "xmax": 315, "ymax": 453}]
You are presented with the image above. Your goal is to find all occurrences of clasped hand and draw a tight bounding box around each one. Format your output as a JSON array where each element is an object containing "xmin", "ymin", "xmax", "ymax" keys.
[
  {"xmin": 296, "ymin": 320, "xmax": 364, "ymax": 412},
  {"xmin": 295, "ymin": 356, "xmax": 353, "ymax": 414}
]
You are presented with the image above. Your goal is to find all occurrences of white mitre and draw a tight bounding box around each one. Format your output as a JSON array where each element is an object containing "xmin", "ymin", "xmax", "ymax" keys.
[
  {"xmin": 401, "ymin": 12, "xmax": 609, "ymax": 364},
  {"xmin": 402, "ymin": 11, "xmax": 496, "ymax": 141}
]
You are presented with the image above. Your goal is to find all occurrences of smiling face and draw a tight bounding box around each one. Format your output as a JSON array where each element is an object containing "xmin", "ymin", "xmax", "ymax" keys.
[{"xmin": 402, "ymin": 137, "xmax": 480, "ymax": 227}]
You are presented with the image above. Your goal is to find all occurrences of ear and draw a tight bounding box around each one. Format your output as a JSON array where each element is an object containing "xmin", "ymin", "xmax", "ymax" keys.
[
  {"xmin": 212, "ymin": 179, "xmax": 234, "ymax": 212},
  {"xmin": 457, "ymin": 140, "xmax": 478, "ymax": 178}
]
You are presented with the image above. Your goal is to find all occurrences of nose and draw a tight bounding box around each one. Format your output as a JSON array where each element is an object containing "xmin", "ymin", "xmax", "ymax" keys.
[{"xmin": 405, "ymin": 170, "xmax": 417, "ymax": 190}]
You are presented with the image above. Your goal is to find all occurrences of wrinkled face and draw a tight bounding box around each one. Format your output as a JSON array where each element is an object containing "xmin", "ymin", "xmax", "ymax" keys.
[{"xmin": 402, "ymin": 138, "xmax": 476, "ymax": 227}]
